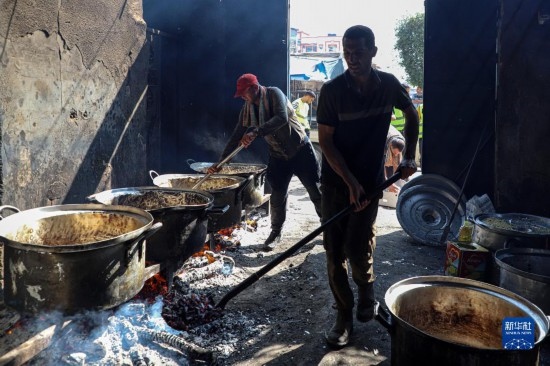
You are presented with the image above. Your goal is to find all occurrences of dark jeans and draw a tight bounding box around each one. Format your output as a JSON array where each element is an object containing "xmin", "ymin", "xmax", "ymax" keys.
[
  {"xmin": 266, "ymin": 142, "xmax": 322, "ymax": 231},
  {"xmin": 322, "ymin": 184, "xmax": 379, "ymax": 314}
]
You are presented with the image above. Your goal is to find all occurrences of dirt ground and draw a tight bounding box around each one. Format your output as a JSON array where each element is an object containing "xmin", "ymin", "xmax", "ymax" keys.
[
  {"xmin": 217, "ymin": 176, "xmax": 550, "ymax": 366},
  {"xmin": 217, "ymin": 177, "xmax": 444, "ymax": 366}
]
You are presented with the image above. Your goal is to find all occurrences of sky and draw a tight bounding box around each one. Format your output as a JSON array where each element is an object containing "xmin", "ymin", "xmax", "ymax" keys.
[{"xmin": 289, "ymin": 0, "xmax": 425, "ymax": 81}]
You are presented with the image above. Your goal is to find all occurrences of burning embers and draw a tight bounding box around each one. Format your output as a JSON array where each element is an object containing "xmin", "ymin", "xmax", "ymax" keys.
[
  {"xmin": 1, "ymin": 216, "xmax": 265, "ymax": 365},
  {"xmin": 162, "ymin": 278, "xmax": 224, "ymax": 330}
]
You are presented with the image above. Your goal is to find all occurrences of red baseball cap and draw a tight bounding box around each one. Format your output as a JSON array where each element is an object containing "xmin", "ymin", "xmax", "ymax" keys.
[{"xmin": 234, "ymin": 73, "xmax": 258, "ymax": 97}]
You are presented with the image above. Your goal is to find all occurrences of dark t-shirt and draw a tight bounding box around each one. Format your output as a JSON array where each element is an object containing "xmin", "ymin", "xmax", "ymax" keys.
[{"xmin": 316, "ymin": 69, "xmax": 412, "ymax": 192}]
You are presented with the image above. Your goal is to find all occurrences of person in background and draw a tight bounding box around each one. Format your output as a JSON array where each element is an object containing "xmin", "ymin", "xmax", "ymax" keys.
[
  {"xmin": 412, "ymin": 86, "xmax": 423, "ymax": 107},
  {"xmin": 208, "ymin": 73, "xmax": 322, "ymax": 251},
  {"xmin": 390, "ymin": 83, "xmax": 410, "ymax": 133},
  {"xmin": 385, "ymin": 125, "xmax": 406, "ymax": 193},
  {"xmin": 416, "ymin": 102, "xmax": 424, "ymax": 165},
  {"xmin": 292, "ymin": 90, "xmax": 316, "ymax": 137},
  {"xmin": 316, "ymin": 25, "xmax": 419, "ymax": 348}
]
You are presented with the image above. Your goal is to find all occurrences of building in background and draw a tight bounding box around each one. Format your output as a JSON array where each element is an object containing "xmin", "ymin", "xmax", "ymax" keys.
[{"xmin": 290, "ymin": 28, "xmax": 341, "ymax": 54}]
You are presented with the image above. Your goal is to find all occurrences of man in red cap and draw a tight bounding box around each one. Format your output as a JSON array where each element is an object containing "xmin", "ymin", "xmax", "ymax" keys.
[{"xmin": 209, "ymin": 73, "xmax": 322, "ymax": 250}]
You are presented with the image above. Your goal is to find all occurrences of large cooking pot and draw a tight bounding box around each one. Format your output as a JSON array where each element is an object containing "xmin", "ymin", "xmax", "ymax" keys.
[
  {"xmin": 0, "ymin": 204, "xmax": 161, "ymax": 314},
  {"xmin": 495, "ymin": 248, "xmax": 550, "ymax": 314},
  {"xmin": 187, "ymin": 160, "xmax": 268, "ymax": 209},
  {"xmin": 87, "ymin": 187, "xmax": 220, "ymax": 277},
  {"xmin": 473, "ymin": 213, "xmax": 550, "ymax": 251},
  {"xmin": 149, "ymin": 171, "xmax": 247, "ymax": 232},
  {"xmin": 473, "ymin": 213, "xmax": 550, "ymax": 284},
  {"xmin": 376, "ymin": 276, "xmax": 549, "ymax": 366}
]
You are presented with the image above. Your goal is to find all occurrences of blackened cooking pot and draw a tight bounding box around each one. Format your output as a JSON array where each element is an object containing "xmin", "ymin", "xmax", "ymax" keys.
[
  {"xmin": 187, "ymin": 160, "xmax": 268, "ymax": 209},
  {"xmin": 149, "ymin": 171, "xmax": 246, "ymax": 232},
  {"xmin": 376, "ymin": 276, "xmax": 549, "ymax": 366},
  {"xmin": 0, "ymin": 204, "xmax": 161, "ymax": 314},
  {"xmin": 87, "ymin": 187, "xmax": 219, "ymax": 278}
]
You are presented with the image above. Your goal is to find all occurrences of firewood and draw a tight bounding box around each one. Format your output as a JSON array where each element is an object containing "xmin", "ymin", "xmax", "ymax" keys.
[{"xmin": 177, "ymin": 260, "xmax": 223, "ymax": 283}]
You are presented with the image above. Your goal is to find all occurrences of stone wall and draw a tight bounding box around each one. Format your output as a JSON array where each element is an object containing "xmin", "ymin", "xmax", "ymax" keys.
[{"xmin": 0, "ymin": 0, "xmax": 151, "ymax": 208}]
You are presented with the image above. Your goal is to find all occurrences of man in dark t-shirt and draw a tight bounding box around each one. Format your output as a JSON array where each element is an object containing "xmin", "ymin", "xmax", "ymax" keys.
[{"xmin": 317, "ymin": 25, "xmax": 419, "ymax": 348}]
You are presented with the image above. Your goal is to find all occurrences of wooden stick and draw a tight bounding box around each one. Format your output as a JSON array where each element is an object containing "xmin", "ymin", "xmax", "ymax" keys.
[{"xmin": 0, "ymin": 320, "xmax": 72, "ymax": 366}]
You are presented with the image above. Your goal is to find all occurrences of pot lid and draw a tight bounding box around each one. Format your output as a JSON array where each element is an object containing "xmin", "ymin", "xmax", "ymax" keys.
[
  {"xmin": 474, "ymin": 213, "xmax": 550, "ymax": 238},
  {"xmin": 400, "ymin": 174, "xmax": 466, "ymax": 204},
  {"xmin": 396, "ymin": 183, "xmax": 466, "ymax": 246}
]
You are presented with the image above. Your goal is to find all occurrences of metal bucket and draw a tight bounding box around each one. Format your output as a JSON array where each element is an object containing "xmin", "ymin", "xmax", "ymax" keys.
[{"xmin": 495, "ymin": 248, "xmax": 550, "ymax": 314}]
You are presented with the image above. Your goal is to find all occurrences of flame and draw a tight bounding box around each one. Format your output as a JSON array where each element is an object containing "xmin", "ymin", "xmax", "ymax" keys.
[
  {"xmin": 5, "ymin": 320, "xmax": 24, "ymax": 335},
  {"xmin": 135, "ymin": 272, "xmax": 168, "ymax": 301}
]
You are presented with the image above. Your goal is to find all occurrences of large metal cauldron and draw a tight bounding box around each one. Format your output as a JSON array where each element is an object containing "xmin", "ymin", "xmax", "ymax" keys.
[
  {"xmin": 187, "ymin": 160, "xmax": 268, "ymax": 209},
  {"xmin": 376, "ymin": 276, "xmax": 549, "ymax": 366},
  {"xmin": 473, "ymin": 213, "xmax": 550, "ymax": 251},
  {"xmin": 495, "ymin": 248, "xmax": 550, "ymax": 314},
  {"xmin": 473, "ymin": 213, "xmax": 550, "ymax": 284},
  {"xmin": 149, "ymin": 171, "xmax": 246, "ymax": 232},
  {"xmin": 87, "ymin": 187, "xmax": 216, "ymax": 278},
  {"xmin": 0, "ymin": 204, "xmax": 161, "ymax": 314}
]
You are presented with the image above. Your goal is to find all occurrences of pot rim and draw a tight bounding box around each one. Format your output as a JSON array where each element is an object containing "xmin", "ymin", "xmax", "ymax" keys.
[
  {"xmin": 151, "ymin": 173, "xmax": 247, "ymax": 192},
  {"xmin": 189, "ymin": 161, "xmax": 268, "ymax": 175},
  {"xmin": 384, "ymin": 275, "xmax": 549, "ymax": 345},
  {"xmin": 495, "ymin": 248, "xmax": 550, "ymax": 283},
  {"xmin": 87, "ymin": 186, "xmax": 215, "ymax": 213},
  {"xmin": 474, "ymin": 213, "xmax": 550, "ymax": 238},
  {"xmin": 0, "ymin": 203, "xmax": 154, "ymax": 253}
]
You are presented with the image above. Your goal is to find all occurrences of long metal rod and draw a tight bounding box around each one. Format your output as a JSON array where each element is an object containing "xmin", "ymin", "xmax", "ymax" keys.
[
  {"xmin": 215, "ymin": 172, "xmax": 402, "ymax": 309},
  {"xmin": 191, "ymin": 144, "xmax": 245, "ymax": 190}
]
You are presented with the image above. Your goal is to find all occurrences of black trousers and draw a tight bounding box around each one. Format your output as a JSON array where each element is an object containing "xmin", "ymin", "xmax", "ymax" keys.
[
  {"xmin": 266, "ymin": 142, "xmax": 322, "ymax": 231},
  {"xmin": 322, "ymin": 184, "xmax": 379, "ymax": 315}
]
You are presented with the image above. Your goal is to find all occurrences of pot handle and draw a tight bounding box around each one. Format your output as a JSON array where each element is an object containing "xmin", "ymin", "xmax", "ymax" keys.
[
  {"xmin": 375, "ymin": 303, "xmax": 395, "ymax": 334},
  {"xmin": 235, "ymin": 177, "xmax": 253, "ymax": 204},
  {"xmin": 186, "ymin": 159, "xmax": 196, "ymax": 167},
  {"xmin": 125, "ymin": 222, "xmax": 163, "ymax": 265},
  {"xmin": 0, "ymin": 205, "xmax": 20, "ymax": 220},
  {"xmin": 207, "ymin": 205, "xmax": 230, "ymax": 215},
  {"xmin": 149, "ymin": 170, "xmax": 160, "ymax": 181}
]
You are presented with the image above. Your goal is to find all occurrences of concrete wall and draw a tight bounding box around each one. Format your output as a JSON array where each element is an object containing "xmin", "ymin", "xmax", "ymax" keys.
[{"xmin": 0, "ymin": 0, "xmax": 151, "ymax": 208}]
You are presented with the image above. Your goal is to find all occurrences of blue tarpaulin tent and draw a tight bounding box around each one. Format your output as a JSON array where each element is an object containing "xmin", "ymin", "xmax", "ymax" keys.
[{"xmin": 290, "ymin": 55, "xmax": 344, "ymax": 81}]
